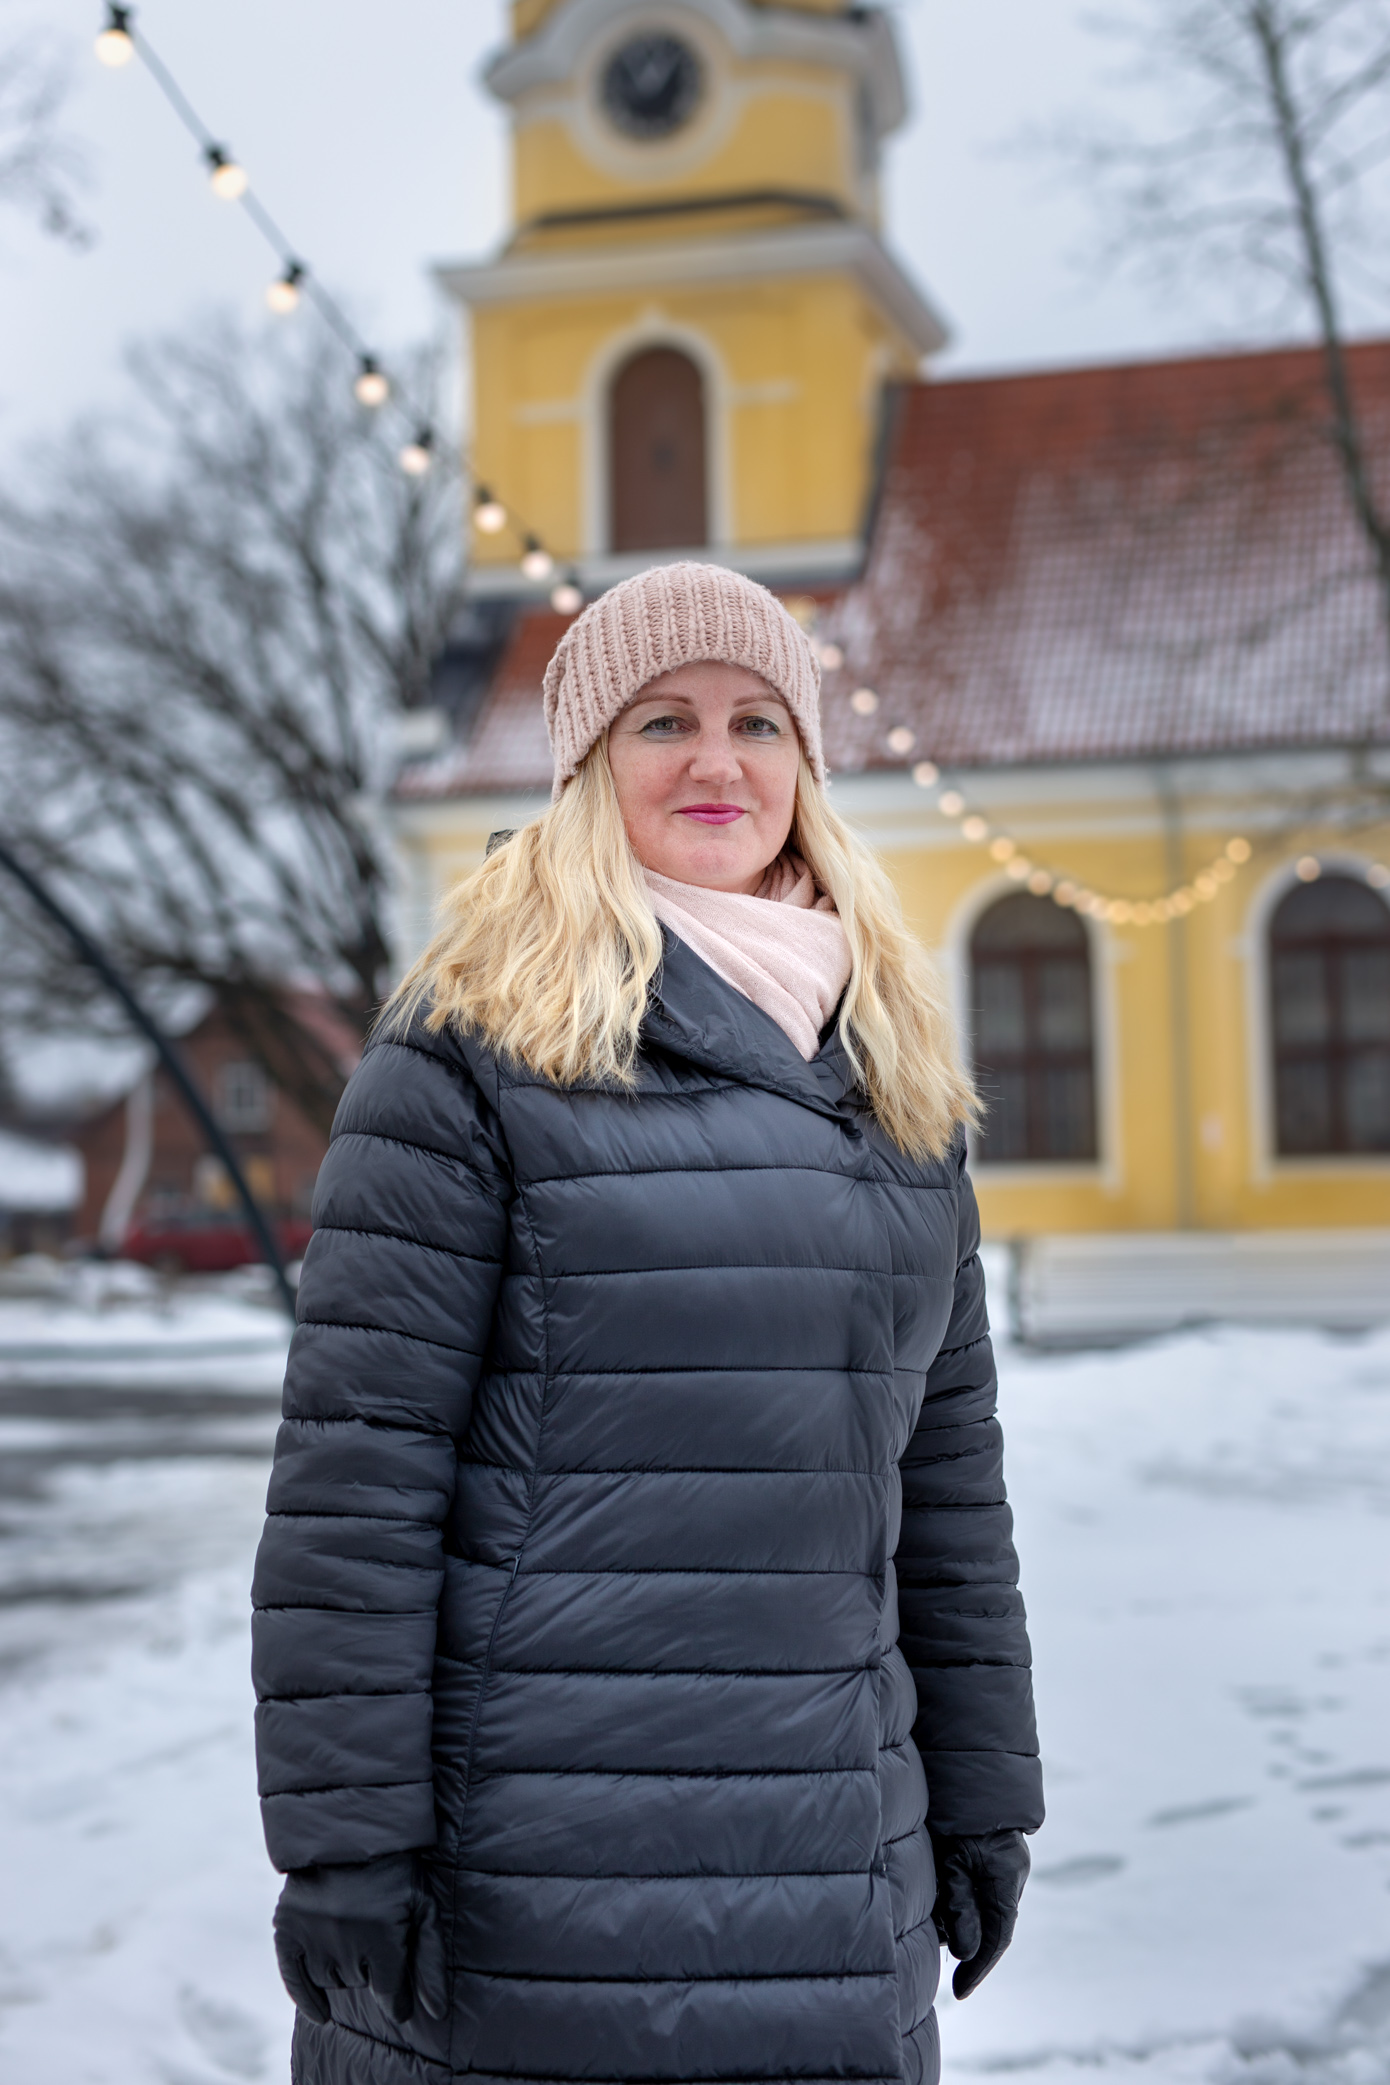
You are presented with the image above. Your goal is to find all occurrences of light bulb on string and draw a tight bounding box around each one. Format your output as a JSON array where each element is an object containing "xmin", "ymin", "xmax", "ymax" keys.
[
  {"xmin": 205, "ymin": 145, "xmax": 248, "ymax": 200},
  {"xmin": 1369, "ymin": 863, "xmax": 1390, "ymax": 889},
  {"xmin": 849, "ymin": 687, "xmax": 879, "ymax": 717},
  {"xmin": 473, "ymin": 488, "xmax": 507, "ymax": 534},
  {"xmin": 1226, "ymin": 837, "xmax": 1252, "ymax": 864},
  {"xmin": 399, "ymin": 429, "xmax": 434, "ymax": 477},
  {"xmin": 551, "ymin": 576, "xmax": 584, "ymax": 617},
  {"xmin": 961, "ymin": 815, "xmax": 989, "ymax": 843},
  {"xmin": 912, "ymin": 761, "xmax": 938, "ymax": 789},
  {"xmin": 95, "ymin": 4, "xmax": 134, "ymax": 65},
  {"xmin": 1295, "ymin": 856, "xmax": 1321, "ymax": 882},
  {"xmin": 817, "ymin": 643, "xmax": 843, "ymax": 671},
  {"xmin": 937, "ymin": 790, "xmax": 965, "ymax": 818},
  {"xmin": 521, "ymin": 538, "xmax": 554, "ymax": 584},
  {"xmin": 266, "ymin": 262, "xmax": 304, "ymax": 315},
  {"xmin": 886, "ymin": 725, "xmax": 916, "ymax": 756},
  {"xmin": 354, "ymin": 357, "xmax": 389, "ymax": 408}
]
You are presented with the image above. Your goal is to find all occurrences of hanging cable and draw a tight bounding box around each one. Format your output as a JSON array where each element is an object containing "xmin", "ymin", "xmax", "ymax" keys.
[{"xmin": 92, "ymin": 2, "xmax": 578, "ymax": 591}]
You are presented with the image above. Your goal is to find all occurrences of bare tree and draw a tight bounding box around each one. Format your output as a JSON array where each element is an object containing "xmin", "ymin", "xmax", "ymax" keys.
[
  {"xmin": 0, "ymin": 315, "xmax": 462, "ymax": 1135},
  {"xmin": 1048, "ymin": 0, "xmax": 1390, "ymax": 662},
  {"xmin": 0, "ymin": 14, "xmax": 89, "ymax": 243}
]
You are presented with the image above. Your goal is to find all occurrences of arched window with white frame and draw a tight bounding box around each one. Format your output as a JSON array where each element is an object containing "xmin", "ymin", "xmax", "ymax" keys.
[
  {"xmin": 1269, "ymin": 873, "xmax": 1390, "ymax": 1155},
  {"xmin": 969, "ymin": 892, "xmax": 1098, "ymax": 1164},
  {"xmin": 608, "ymin": 345, "xmax": 708, "ymax": 552}
]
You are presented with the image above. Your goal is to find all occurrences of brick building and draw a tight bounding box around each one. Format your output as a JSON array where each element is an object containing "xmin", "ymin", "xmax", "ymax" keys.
[{"xmin": 72, "ymin": 998, "xmax": 361, "ymax": 1259}]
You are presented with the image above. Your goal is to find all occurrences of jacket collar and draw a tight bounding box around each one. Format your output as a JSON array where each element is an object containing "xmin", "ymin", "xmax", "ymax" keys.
[{"xmin": 641, "ymin": 930, "xmax": 859, "ymax": 1124}]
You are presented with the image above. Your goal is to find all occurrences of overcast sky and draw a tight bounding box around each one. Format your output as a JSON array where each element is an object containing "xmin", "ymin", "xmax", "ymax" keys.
[{"xmin": 0, "ymin": 0, "xmax": 1318, "ymax": 460}]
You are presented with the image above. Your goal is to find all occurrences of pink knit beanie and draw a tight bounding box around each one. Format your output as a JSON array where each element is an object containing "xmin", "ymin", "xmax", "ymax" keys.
[{"xmin": 542, "ymin": 561, "xmax": 825, "ymax": 800}]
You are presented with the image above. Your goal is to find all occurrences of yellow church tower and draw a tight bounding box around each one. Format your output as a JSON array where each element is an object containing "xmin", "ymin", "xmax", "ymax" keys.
[{"xmin": 441, "ymin": 0, "xmax": 945, "ymax": 588}]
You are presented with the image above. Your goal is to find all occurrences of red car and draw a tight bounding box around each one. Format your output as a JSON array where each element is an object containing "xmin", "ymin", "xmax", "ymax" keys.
[{"xmin": 121, "ymin": 1212, "xmax": 313, "ymax": 1275}]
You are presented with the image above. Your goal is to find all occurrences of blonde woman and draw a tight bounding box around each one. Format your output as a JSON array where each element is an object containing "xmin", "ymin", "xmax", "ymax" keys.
[{"xmin": 253, "ymin": 562, "xmax": 1042, "ymax": 2085}]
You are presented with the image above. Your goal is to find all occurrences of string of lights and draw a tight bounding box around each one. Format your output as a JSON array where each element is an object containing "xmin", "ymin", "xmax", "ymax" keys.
[
  {"xmin": 93, "ymin": 4, "xmax": 585, "ymax": 615},
  {"xmin": 819, "ymin": 669, "xmax": 1390, "ymax": 925}
]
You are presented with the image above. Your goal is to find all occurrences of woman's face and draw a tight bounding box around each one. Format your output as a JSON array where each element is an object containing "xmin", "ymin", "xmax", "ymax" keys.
[{"xmin": 607, "ymin": 661, "xmax": 801, "ymax": 895}]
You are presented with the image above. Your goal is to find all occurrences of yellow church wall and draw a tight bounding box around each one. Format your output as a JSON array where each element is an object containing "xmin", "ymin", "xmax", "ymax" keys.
[
  {"xmin": 466, "ymin": 272, "xmax": 915, "ymax": 563},
  {"xmin": 838, "ymin": 772, "xmax": 1390, "ymax": 1242},
  {"xmin": 510, "ymin": 72, "xmax": 862, "ymax": 232}
]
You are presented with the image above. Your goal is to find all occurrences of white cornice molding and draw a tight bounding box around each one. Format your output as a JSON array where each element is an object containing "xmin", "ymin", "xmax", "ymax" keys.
[
  {"xmin": 464, "ymin": 537, "xmax": 865, "ymax": 600},
  {"xmin": 436, "ymin": 220, "xmax": 947, "ymax": 355},
  {"xmin": 486, "ymin": 0, "xmax": 908, "ymax": 140}
]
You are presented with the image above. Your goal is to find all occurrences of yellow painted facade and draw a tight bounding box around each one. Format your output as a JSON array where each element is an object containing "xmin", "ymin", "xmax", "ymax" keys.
[
  {"xmin": 442, "ymin": 0, "xmax": 940, "ymax": 569},
  {"xmin": 853, "ymin": 780, "xmax": 1390, "ymax": 1238},
  {"xmin": 466, "ymin": 273, "xmax": 911, "ymax": 562}
]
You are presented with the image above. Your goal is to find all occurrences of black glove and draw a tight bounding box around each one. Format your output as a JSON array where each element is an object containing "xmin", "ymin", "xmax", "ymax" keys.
[
  {"xmin": 930, "ymin": 1829, "xmax": 1030, "ymax": 2001},
  {"xmin": 272, "ymin": 1852, "xmax": 448, "ymax": 2025}
]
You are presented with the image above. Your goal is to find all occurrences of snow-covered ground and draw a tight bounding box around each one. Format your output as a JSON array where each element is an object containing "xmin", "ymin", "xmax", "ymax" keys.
[{"xmin": 0, "ymin": 1284, "xmax": 1387, "ymax": 2084}]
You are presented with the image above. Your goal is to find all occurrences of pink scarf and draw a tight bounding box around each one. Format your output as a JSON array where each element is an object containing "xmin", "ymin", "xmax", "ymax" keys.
[{"xmin": 645, "ymin": 854, "xmax": 852, "ymax": 1061}]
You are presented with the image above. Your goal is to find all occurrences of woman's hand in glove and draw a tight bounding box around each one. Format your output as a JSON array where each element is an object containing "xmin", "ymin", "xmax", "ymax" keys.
[
  {"xmin": 930, "ymin": 1830, "xmax": 1031, "ymax": 2000},
  {"xmin": 273, "ymin": 1852, "xmax": 448, "ymax": 2025}
]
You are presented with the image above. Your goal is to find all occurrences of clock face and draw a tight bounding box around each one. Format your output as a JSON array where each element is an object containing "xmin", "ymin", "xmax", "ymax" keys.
[{"xmin": 600, "ymin": 34, "xmax": 703, "ymax": 141}]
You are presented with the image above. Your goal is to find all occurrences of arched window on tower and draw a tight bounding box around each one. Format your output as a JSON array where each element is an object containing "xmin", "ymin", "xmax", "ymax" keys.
[
  {"xmin": 969, "ymin": 893, "xmax": 1098, "ymax": 1163},
  {"xmin": 609, "ymin": 346, "xmax": 708, "ymax": 552},
  {"xmin": 1270, "ymin": 874, "xmax": 1390, "ymax": 1154}
]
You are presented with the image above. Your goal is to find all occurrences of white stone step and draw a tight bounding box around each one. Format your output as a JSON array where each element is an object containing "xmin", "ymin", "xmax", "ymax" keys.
[{"xmin": 1006, "ymin": 1228, "xmax": 1390, "ymax": 1346}]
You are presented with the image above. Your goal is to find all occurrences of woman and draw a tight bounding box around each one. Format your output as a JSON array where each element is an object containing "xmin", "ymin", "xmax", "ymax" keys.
[{"xmin": 253, "ymin": 562, "xmax": 1042, "ymax": 2085}]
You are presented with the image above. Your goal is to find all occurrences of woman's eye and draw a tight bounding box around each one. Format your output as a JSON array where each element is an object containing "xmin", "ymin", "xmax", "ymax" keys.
[
  {"xmin": 739, "ymin": 715, "xmax": 782, "ymax": 737},
  {"xmin": 639, "ymin": 714, "xmax": 693, "ymax": 736}
]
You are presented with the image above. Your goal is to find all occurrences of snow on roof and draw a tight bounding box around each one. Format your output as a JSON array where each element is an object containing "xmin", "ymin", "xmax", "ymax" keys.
[
  {"xmin": 396, "ymin": 609, "xmax": 564, "ymax": 801},
  {"xmin": 398, "ymin": 339, "xmax": 1390, "ymax": 801},
  {"xmin": 820, "ymin": 339, "xmax": 1390, "ymax": 774},
  {"xmin": 0, "ymin": 1129, "xmax": 83, "ymax": 1213}
]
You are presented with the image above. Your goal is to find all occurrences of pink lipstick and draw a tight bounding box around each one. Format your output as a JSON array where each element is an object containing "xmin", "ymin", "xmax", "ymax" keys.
[{"xmin": 677, "ymin": 803, "xmax": 746, "ymax": 826}]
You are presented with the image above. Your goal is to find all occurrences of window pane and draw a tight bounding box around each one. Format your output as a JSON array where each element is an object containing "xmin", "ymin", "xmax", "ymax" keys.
[
  {"xmin": 976, "ymin": 1070, "xmax": 1030, "ymax": 1163},
  {"xmin": 975, "ymin": 965, "xmax": 1027, "ymax": 1054},
  {"xmin": 1343, "ymin": 1052, "xmax": 1390, "ymax": 1150},
  {"xmin": 1272, "ymin": 952, "xmax": 1330, "ymax": 1047},
  {"xmin": 970, "ymin": 893, "xmax": 1098, "ymax": 1164},
  {"xmin": 217, "ymin": 1060, "xmax": 272, "ymax": 1134},
  {"xmin": 972, "ymin": 892, "xmax": 1088, "ymax": 954},
  {"xmin": 1036, "ymin": 960, "xmax": 1092, "ymax": 1052},
  {"xmin": 1276, "ymin": 1060, "xmax": 1333, "ymax": 1154},
  {"xmin": 1273, "ymin": 875, "xmax": 1390, "ymax": 939},
  {"xmin": 1038, "ymin": 1067, "xmax": 1098, "ymax": 1161},
  {"xmin": 1341, "ymin": 950, "xmax": 1390, "ymax": 1044}
]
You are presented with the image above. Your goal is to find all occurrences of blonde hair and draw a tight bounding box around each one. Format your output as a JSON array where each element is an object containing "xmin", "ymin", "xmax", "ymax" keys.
[{"xmin": 389, "ymin": 741, "xmax": 976, "ymax": 1159}]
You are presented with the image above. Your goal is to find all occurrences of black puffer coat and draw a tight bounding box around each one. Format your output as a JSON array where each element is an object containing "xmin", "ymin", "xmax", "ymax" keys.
[{"xmin": 252, "ymin": 935, "xmax": 1043, "ymax": 2085}]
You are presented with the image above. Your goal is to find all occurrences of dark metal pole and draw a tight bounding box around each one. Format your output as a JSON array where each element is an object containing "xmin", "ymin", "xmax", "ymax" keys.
[{"xmin": 0, "ymin": 838, "xmax": 297, "ymax": 1321}]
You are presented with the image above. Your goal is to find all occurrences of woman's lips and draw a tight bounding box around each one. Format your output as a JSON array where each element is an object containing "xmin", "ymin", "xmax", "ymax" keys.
[{"xmin": 677, "ymin": 804, "xmax": 746, "ymax": 827}]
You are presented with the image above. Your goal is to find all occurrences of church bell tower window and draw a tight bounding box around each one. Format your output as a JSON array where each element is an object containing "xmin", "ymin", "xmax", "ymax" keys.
[{"xmin": 609, "ymin": 347, "xmax": 709, "ymax": 552}]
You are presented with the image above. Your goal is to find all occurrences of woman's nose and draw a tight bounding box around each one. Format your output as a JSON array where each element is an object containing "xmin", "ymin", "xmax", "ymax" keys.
[{"xmin": 686, "ymin": 732, "xmax": 743, "ymax": 784}]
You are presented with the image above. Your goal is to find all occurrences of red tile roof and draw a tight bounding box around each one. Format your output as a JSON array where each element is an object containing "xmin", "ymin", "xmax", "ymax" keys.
[
  {"xmin": 397, "ymin": 339, "xmax": 1390, "ymax": 801},
  {"xmin": 823, "ymin": 339, "xmax": 1390, "ymax": 773},
  {"xmin": 396, "ymin": 610, "xmax": 564, "ymax": 799}
]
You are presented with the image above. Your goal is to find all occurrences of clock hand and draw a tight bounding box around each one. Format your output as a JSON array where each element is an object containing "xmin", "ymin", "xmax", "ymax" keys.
[{"xmin": 630, "ymin": 50, "xmax": 680, "ymax": 99}]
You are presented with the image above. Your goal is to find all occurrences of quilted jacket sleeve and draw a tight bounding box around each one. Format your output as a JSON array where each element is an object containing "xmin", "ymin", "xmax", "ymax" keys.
[
  {"xmin": 250, "ymin": 1028, "xmax": 510, "ymax": 1873},
  {"xmin": 894, "ymin": 1143, "xmax": 1044, "ymax": 1837}
]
